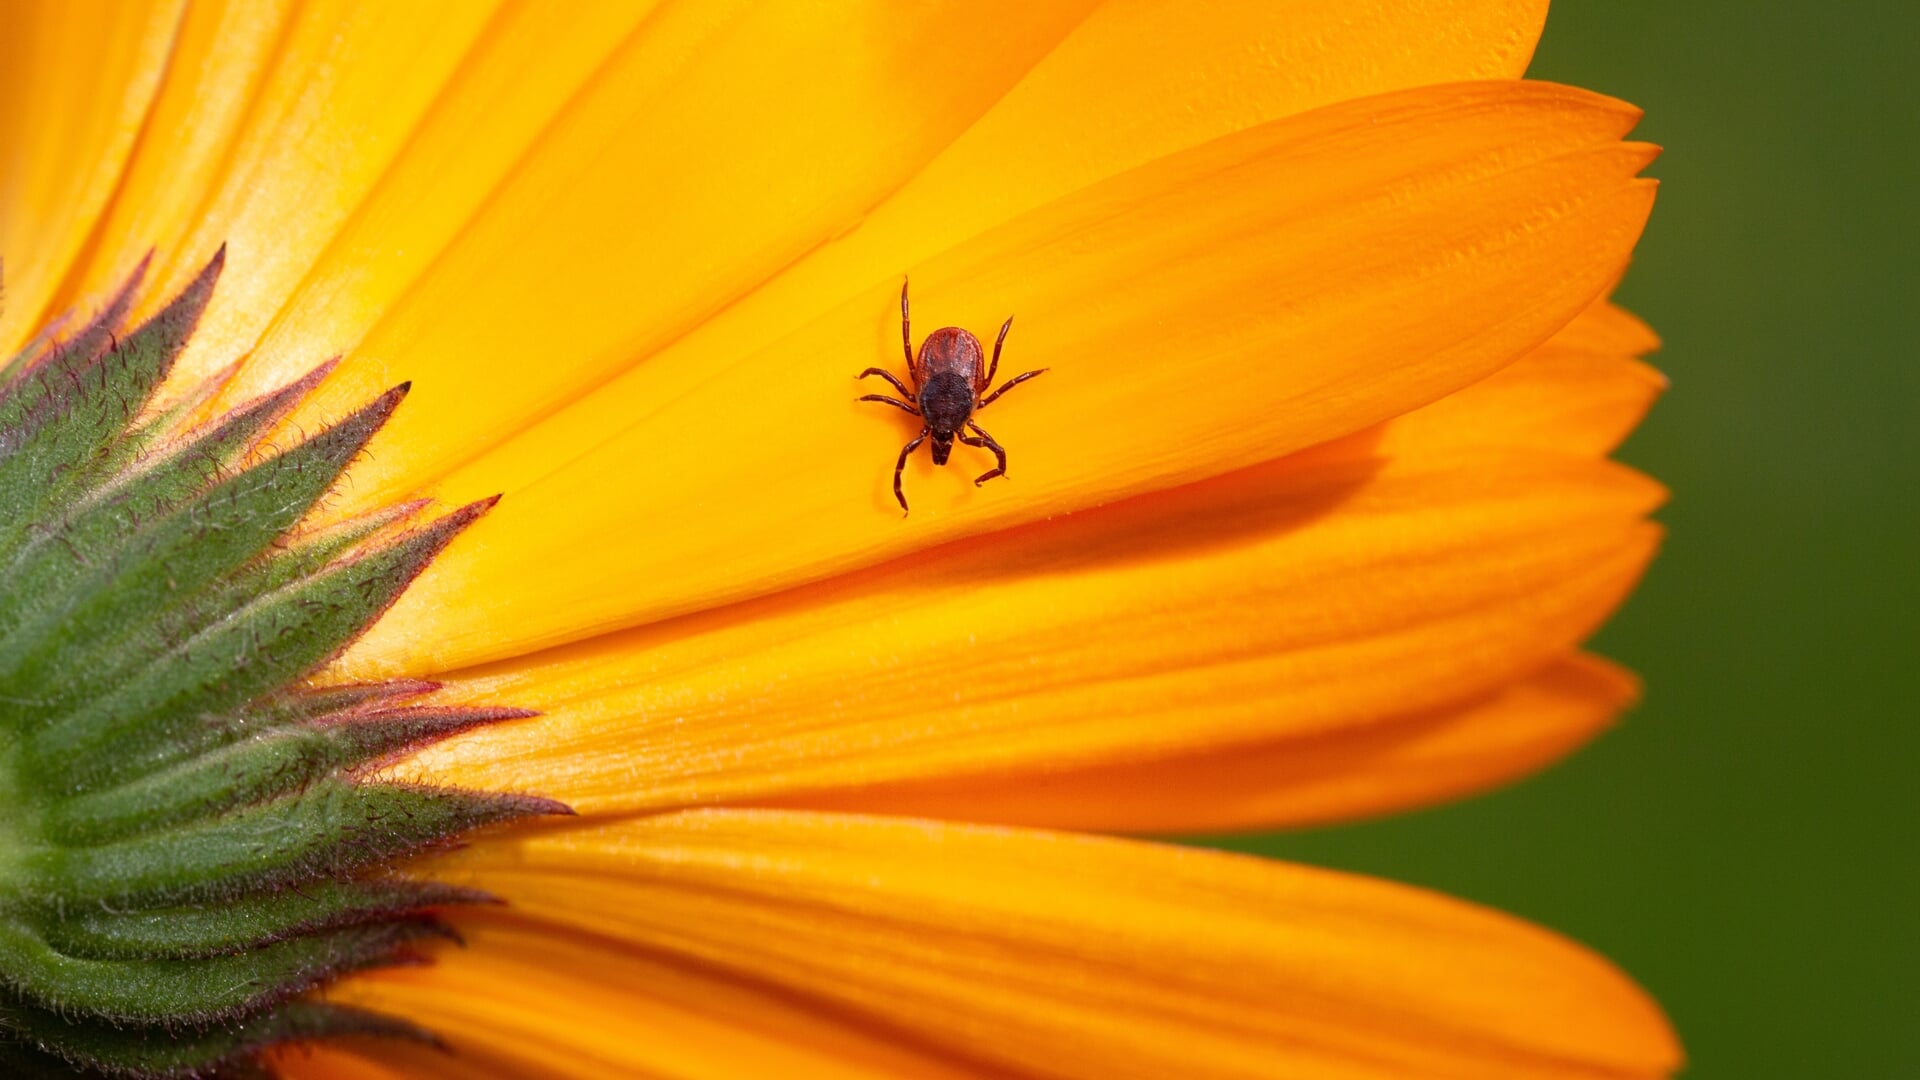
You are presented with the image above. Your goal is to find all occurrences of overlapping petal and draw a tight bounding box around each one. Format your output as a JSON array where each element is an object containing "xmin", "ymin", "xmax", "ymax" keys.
[
  {"xmin": 379, "ymin": 811, "xmax": 1682, "ymax": 1080},
  {"xmin": 398, "ymin": 449, "xmax": 1657, "ymax": 814},
  {"xmin": 240, "ymin": 0, "xmax": 1555, "ymax": 501},
  {"xmin": 0, "ymin": 0, "xmax": 1677, "ymax": 1075},
  {"xmin": 784, "ymin": 653, "xmax": 1637, "ymax": 834},
  {"xmin": 210, "ymin": 0, "xmax": 1101, "ymax": 431},
  {"xmin": 287, "ymin": 917, "xmax": 987, "ymax": 1080},
  {"xmin": 350, "ymin": 80, "xmax": 1656, "ymax": 676},
  {"xmin": 88, "ymin": 0, "xmax": 652, "ymax": 371},
  {"xmin": 0, "ymin": 0, "xmax": 184, "ymax": 351},
  {"xmin": 381, "ymin": 0, "xmax": 1554, "ymax": 503},
  {"xmin": 387, "ymin": 293, "xmax": 1662, "ymax": 827}
]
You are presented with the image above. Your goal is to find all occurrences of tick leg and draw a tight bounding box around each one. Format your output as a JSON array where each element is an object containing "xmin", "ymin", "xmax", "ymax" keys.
[
  {"xmin": 858, "ymin": 393, "xmax": 920, "ymax": 416},
  {"xmin": 984, "ymin": 315, "xmax": 1013, "ymax": 388},
  {"xmin": 892, "ymin": 427, "xmax": 930, "ymax": 515},
  {"xmin": 978, "ymin": 367, "xmax": 1048, "ymax": 409},
  {"xmin": 961, "ymin": 421, "xmax": 1008, "ymax": 485},
  {"xmin": 900, "ymin": 278, "xmax": 915, "ymax": 375},
  {"xmin": 857, "ymin": 368, "xmax": 914, "ymax": 398}
]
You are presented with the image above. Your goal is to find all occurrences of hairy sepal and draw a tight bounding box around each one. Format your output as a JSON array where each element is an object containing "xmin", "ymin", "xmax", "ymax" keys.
[
  {"xmin": 26, "ymin": 497, "xmax": 502, "ymax": 788},
  {"xmin": 0, "ymin": 259, "xmax": 556, "ymax": 1076},
  {"xmin": 0, "ymin": 1001, "xmax": 439, "ymax": 1079},
  {"xmin": 38, "ymin": 879, "xmax": 495, "ymax": 961}
]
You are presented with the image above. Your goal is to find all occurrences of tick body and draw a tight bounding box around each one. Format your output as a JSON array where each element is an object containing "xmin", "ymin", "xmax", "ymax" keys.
[{"xmin": 858, "ymin": 280, "xmax": 1047, "ymax": 514}]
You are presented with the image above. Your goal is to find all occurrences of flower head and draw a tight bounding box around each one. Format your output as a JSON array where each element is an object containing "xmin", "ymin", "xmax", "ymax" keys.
[{"xmin": 0, "ymin": 2, "xmax": 1678, "ymax": 1077}]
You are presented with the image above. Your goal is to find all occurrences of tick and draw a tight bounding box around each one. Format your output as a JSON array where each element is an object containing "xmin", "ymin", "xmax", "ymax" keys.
[{"xmin": 857, "ymin": 280, "xmax": 1047, "ymax": 514}]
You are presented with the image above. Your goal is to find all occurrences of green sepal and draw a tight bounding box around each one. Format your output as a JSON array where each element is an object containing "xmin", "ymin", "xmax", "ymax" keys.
[
  {"xmin": 0, "ymin": 261, "xmax": 562, "ymax": 1075},
  {"xmin": 50, "ymin": 520, "xmax": 436, "ymax": 794},
  {"xmin": 44, "ymin": 704, "xmax": 535, "ymax": 845},
  {"xmin": 0, "ymin": 910, "xmax": 449, "ymax": 1024},
  {"xmin": 27, "ymin": 781, "xmax": 565, "ymax": 907},
  {"xmin": 0, "ymin": 357, "xmax": 337, "ymax": 675},
  {"xmin": 34, "ymin": 879, "xmax": 494, "ymax": 961},
  {"xmin": 0, "ymin": 382, "xmax": 410, "ymax": 708},
  {"xmin": 78, "ymin": 497, "xmax": 434, "ymax": 740},
  {"xmin": 0, "ymin": 1000, "xmax": 438, "ymax": 1079},
  {"xmin": 109, "ymin": 356, "xmax": 247, "ymax": 481},
  {"xmin": 0, "ymin": 251, "xmax": 216, "ymax": 546},
  {"xmin": 0, "ymin": 255, "xmax": 150, "ymax": 451},
  {"xmin": 28, "ymin": 496, "xmax": 493, "ymax": 787}
]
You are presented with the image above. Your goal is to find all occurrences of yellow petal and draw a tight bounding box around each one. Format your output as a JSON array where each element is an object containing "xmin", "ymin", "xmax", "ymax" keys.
[
  {"xmin": 238, "ymin": 0, "xmax": 1550, "ymax": 511},
  {"xmin": 414, "ymin": 811, "xmax": 1681, "ymax": 1079},
  {"xmin": 396, "ymin": 295, "xmax": 1661, "ymax": 826},
  {"xmin": 272, "ymin": 1046, "xmax": 442, "ymax": 1080},
  {"xmin": 773, "ymin": 653, "xmax": 1637, "ymax": 834},
  {"xmin": 814, "ymin": 0, "xmax": 1551, "ymax": 291},
  {"xmin": 351, "ymin": 80, "xmax": 1657, "ymax": 675},
  {"xmin": 212, "ymin": 0, "xmax": 664, "ymax": 402},
  {"xmin": 76, "ymin": 0, "xmax": 656, "ymax": 391},
  {"xmin": 420, "ymin": 0, "xmax": 1555, "ymax": 509},
  {"xmin": 120, "ymin": 0, "xmax": 511, "ymax": 380},
  {"xmin": 0, "ymin": 0, "xmax": 184, "ymax": 352},
  {"xmin": 43, "ymin": 0, "xmax": 299, "ymax": 327},
  {"xmin": 303, "ymin": 916, "xmax": 988, "ymax": 1080},
  {"xmin": 242, "ymin": 0, "xmax": 1096, "ymax": 484},
  {"xmin": 1372, "ymin": 296, "xmax": 1663, "ymax": 459},
  {"xmin": 396, "ymin": 446, "xmax": 1659, "ymax": 816}
]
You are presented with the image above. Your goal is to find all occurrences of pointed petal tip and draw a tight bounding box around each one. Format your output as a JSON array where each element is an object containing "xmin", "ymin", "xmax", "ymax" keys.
[
  {"xmin": 406, "ymin": 883, "xmax": 505, "ymax": 909},
  {"xmin": 383, "ymin": 949, "xmax": 437, "ymax": 972},
  {"xmin": 354, "ymin": 383, "xmax": 412, "ymax": 426},
  {"xmin": 301, "ymin": 354, "xmax": 343, "ymax": 383},
  {"xmin": 419, "ymin": 919, "xmax": 464, "ymax": 948},
  {"xmin": 522, "ymin": 795, "xmax": 576, "ymax": 818},
  {"xmin": 188, "ymin": 244, "xmax": 226, "ymax": 287},
  {"xmin": 447, "ymin": 494, "xmax": 504, "ymax": 524},
  {"xmin": 126, "ymin": 248, "xmax": 155, "ymax": 286},
  {"xmin": 417, "ymin": 497, "xmax": 500, "ymax": 542}
]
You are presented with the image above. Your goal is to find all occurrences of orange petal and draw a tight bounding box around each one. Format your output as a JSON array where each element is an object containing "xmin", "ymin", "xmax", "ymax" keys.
[
  {"xmin": 0, "ymin": 0, "xmax": 184, "ymax": 353},
  {"xmin": 239, "ymin": 0, "xmax": 1095, "ymax": 484},
  {"xmin": 351, "ymin": 80, "xmax": 1657, "ymax": 676},
  {"xmin": 208, "ymin": 0, "xmax": 664, "ymax": 404},
  {"xmin": 426, "ymin": 0, "xmax": 1557, "ymax": 506},
  {"xmin": 417, "ymin": 810, "xmax": 1681, "ymax": 1079},
  {"xmin": 1370, "ymin": 296, "xmax": 1664, "ymax": 459},
  {"xmin": 818, "ymin": 0, "xmax": 1550, "ymax": 290},
  {"xmin": 399, "ymin": 297, "xmax": 1662, "ymax": 825},
  {"xmin": 73, "ymin": 0, "xmax": 655, "ymax": 389},
  {"xmin": 773, "ymin": 653, "xmax": 1638, "ymax": 834},
  {"xmin": 304, "ymin": 915, "xmax": 989, "ymax": 1080},
  {"xmin": 118, "ymin": 0, "xmax": 511, "ymax": 379},
  {"xmin": 43, "ymin": 0, "xmax": 299, "ymax": 328},
  {"xmin": 393, "ymin": 441, "xmax": 1660, "ymax": 816},
  {"xmin": 247, "ymin": 0, "xmax": 1551, "ymax": 511},
  {"xmin": 271, "ymin": 1045, "xmax": 458, "ymax": 1080}
]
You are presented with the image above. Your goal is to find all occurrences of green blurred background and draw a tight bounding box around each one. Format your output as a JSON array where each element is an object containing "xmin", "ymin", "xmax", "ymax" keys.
[{"xmin": 1212, "ymin": 3, "xmax": 1919, "ymax": 1076}]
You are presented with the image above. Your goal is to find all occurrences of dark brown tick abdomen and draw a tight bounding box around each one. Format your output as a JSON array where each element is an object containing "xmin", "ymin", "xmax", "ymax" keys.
[{"xmin": 915, "ymin": 327, "xmax": 986, "ymax": 463}]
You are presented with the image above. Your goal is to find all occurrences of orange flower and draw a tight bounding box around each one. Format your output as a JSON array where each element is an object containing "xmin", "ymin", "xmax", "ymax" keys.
[{"xmin": 0, "ymin": 1, "xmax": 1679, "ymax": 1076}]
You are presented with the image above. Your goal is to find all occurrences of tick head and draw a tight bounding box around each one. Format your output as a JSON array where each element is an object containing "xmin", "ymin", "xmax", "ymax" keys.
[{"xmin": 929, "ymin": 431, "xmax": 955, "ymax": 465}]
